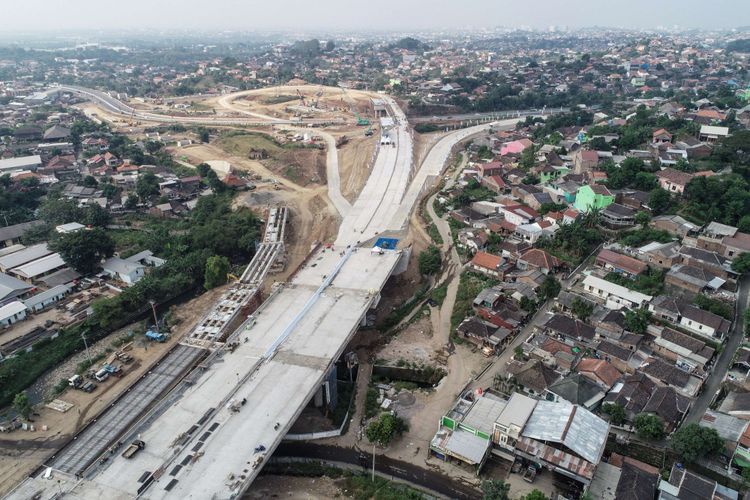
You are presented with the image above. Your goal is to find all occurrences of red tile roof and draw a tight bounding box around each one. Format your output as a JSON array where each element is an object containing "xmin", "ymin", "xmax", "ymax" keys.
[
  {"xmin": 521, "ymin": 248, "xmax": 562, "ymax": 271},
  {"xmin": 576, "ymin": 358, "xmax": 622, "ymax": 388},
  {"xmin": 471, "ymin": 251, "xmax": 503, "ymax": 271},
  {"xmin": 596, "ymin": 248, "xmax": 648, "ymax": 276}
]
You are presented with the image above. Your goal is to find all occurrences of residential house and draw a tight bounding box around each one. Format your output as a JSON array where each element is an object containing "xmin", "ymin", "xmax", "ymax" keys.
[
  {"xmin": 601, "ymin": 203, "xmax": 637, "ymax": 228},
  {"xmin": 650, "ymin": 326, "xmax": 715, "ymax": 370},
  {"xmin": 576, "ymin": 358, "xmax": 623, "ymax": 390},
  {"xmin": 595, "ymin": 340, "xmax": 635, "ymax": 373},
  {"xmin": 514, "ymin": 399, "xmax": 609, "ymax": 485},
  {"xmin": 0, "ymin": 221, "xmax": 43, "ymax": 248},
  {"xmin": 574, "ymin": 184, "xmax": 614, "ymax": 212},
  {"xmin": 665, "ymin": 264, "xmax": 722, "ymax": 294},
  {"xmin": 517, "ymin": 248, "xmax": 562, "ymax": 275},
  {"xmin": 492, "ymin": 392, "xmax": 537, "ymax": 456},
  {"xmin": 469, "ymin": 252, "xmax": 512, "ymax": 279},
  {"xmin": 101, "ymin": 257, "xmax": 146, "ymax": 285},
  {"xmin": 505, "ymin": 358, "xmax": 559, "ymax": 399},
  {"xmin": 595, "ymin": 248, "xmax": 647, "ymax": 277},
  {"xmin": 499, "ymin": 204, "xmax": 538, "ymax": 226},
  {"xmin": 679, "ymin": 245, "xmax": 731, "ymax": 279},
  {"xmin": 658, "ymin": 463, "xmax": 738, "ymax": 500},
  {"xmin": 573, "ymin": 149, "xmax": 600, "ymax": 174},
  {"xmin": 637, "ymin": 241, "xmax": 681, "ymax": 269},
  {"xmin": 655, "ymin": 168, "xmax": 694, "ymax": 194},
  {"xmin": 543, "ymin": 313, "xmax": 596, "ymax": 344},
  {"xmin": 652, "ymin": 128, "xmax": 673, "ymax": 143},
  {"xmin": 582, "ymin": 275, "xmax": 653, "ymax": 310},
  {"xmin": 22, "ymin": 284, "xmax": 72, "ymax": 313},
  {"xmin": 0, "ymin": 301, "xmax": 27, "ymax": 326},
  {"xmin": 547, "ymin": 373, "xmax": 606, "ymax": 410},
  {"xmin": 642, "ymin": 386, "xmax": 690, "ymax": 432},
  {"xmin": 698, "ymin": 125, "xmax": 730, "ymax": 143},
  {"xmin": 651, "ymin": 215, "xmax": 699, "ymax": 238},
  {"xmin": 456, "ymin": 317, "xmax": 511, "ymax": 354},
  {"xmin": 0, "ymin": 272, "xmax": 34, "ymax": 304}
]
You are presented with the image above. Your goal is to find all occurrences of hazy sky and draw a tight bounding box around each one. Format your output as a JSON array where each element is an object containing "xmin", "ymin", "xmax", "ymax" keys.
[{"xmin": 3, "ymin": 0, "xmax": 750, "ymax": 32}]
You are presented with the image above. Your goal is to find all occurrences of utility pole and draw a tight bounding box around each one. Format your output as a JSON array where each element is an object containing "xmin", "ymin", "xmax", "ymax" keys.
[
  {"xmin": 81, "ymin": 331, "xmax": 91, "ymax": 365},
  {"xmin": 149, "ymin": 300, "xmax": 158, "ymax": 330},
  {"xmin": 372, "ymin": 443, "xmax": 376, "ymax": 482}
]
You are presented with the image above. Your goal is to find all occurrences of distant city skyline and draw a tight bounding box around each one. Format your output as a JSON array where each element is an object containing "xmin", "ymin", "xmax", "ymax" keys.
[{"xmin": 2, "ymin": 0, "xmax": 750, "ymax": 33}]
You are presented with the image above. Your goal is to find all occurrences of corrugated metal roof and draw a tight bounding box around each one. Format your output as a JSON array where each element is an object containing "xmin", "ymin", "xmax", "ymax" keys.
[{"xmin": 11, "ymin": 253, "xmax": 65, "ymax": 279}]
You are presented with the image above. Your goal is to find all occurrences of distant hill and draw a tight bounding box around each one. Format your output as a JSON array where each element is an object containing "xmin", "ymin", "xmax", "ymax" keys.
[
  {"xmin": 389, "ymin": 37, "xmax": 431, "ymax": 52},
  {"xmin": 726, "ymin": 39, "xmax": 750, "ymax": 53}
]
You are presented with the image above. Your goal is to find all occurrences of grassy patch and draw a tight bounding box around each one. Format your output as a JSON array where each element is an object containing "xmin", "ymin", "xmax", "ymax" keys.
[
  {"xmin": 261, "ymin": 94, "xmax": 298, "ymax": 105},
  {"xmin": 216, "ymin": 131, "xmax": 284, "ymax": 157},
  {"xmin": 604, "ymin": 267, "xmax": 666, "ymax": 296},
  {"xmin": 365, "ymin": 387, "xmax": 381, "ymax": 419},
  {"xmin": 431, "ymin": 283, "xmax": 448, "ymax": 306},
  {"xmin": 427, "ymin": 223, "xmax": 443, "ymax": 245},
  {"xmin": 451, "ymin": 272, "xmax": 500, "ymax": 334},
  {"xmin": 379, "ymin": 284, "xmax": 430, "ymax": 332}
]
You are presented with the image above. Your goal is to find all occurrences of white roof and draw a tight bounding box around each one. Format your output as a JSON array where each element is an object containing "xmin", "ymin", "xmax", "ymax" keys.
[
  {"xmin": 0, "ymin": 243, "xmax": 52, "ymax": 271},
  {"xmin": 495, "ymin": 392, "xmax": 538, "ymax": 429},
  {"xmin": 11, "ymin": 253, "xmax": 66, "ymax": 279},
  {"xmin": 700, "ymin": 125, "xmax": 729, "ymax": 137},
  {"xmin": 443, "ymin": 429, "xmax": 489, "ymax": 464},
  {"xmin": 0, "ymin": 300, "xmax": 27, "ymax": 319},
  {"xmin": 55, "ymin": 222, "xmax": 85, "ymax": 233},
  {"xmin": 583, "ymin": 275, "xmax": 653, "ymax": 304},
  {"xmin": 23, "ymin": 284, "xmax": 72, "ymax": 308},
  {"xmin": 0, "ymin": 155, "xmax": 42, "ymax": 172},
  {"xmin": 102, "ymin": 256, "xmax": 144, "ymax": 275}
]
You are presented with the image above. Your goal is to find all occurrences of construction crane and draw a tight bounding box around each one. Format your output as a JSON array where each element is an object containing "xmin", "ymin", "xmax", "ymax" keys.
[
  {"xmin": 296, "ymin": 89, "xmax": 307, "ymax": 107},
  {"xmin": 312, "ymin": 87, "xmax": 324, "ymax": 109},
  {"xmin": 339, "ymin": 85, "xmax": 370, "ymax": 126}
]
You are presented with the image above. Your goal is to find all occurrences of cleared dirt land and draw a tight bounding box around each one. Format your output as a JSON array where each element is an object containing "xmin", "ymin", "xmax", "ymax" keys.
[{"xmin": 215, "ymin": 131, "xmax": 327, "ymax": 187}]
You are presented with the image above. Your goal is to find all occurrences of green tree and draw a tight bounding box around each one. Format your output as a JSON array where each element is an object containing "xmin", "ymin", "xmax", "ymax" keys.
[
  {"xmin": 101, "ymin": 183, "xmax": 119, "ymax": 199},
  {"xmin": 520, "ymin": 296, "xmax": 536, "ymax": 312},
  {"xmin": 82, "ymin": 175, "xmax": 98, "ymax": 188},
  {"xmin": 196, "ymin": 163, "xmax": 211, "ymax": 177},
  {"xmin": 522, "ymin": 491, "xmax": 547, "ymax": 500},
  {"xmin": 136, "ymin": 171, "xmax": 160, "ymax": 201},
  {"xmin": 50, "ymin": 228, "xmax": 115, "ymax": 274},
  {"xmin": 635, "ymin": 211, "xmax": 651, "ymax": 229},
  {"xmin": 204, "ymin": 255, "xmax": 230, "ymax": 290},
  {"xmin": 539, "ymin": 275, "xmax": 561, "ymax": 300},
  {"xmin": 366, "ymin": 413, "xmax": 408, "ymax": 446},
  {"xmin": 418, "ymin": 246, "xmax": 441, "ymax": 275},
  {"xmin": 732, "ymin": 253, "xmax": 750, "ymax": 274},
  {"xmin": 38, "ymin": 198, "xmax": 84, "ymax": 226},
  {"xmin": 13, "ymin": 392, "xmax": 32, "ymax": 420},
  {"xmin": 125, "ymin": 193, "xmax": 139, "ymax": 209},
  {"xmin": 670, "ymin": 423, "xmax": 724, "ymax": 463},
  {"xmin": 633, "ymin": 413, "xmax": 665, "ymax": 440},
  {"xmin": 571, "ymin": 297, "xmax": 593, "ymax": 321},
  {"xmin": 624, "ymin": 308, "xmax": 651, "ymax": 334},
  {"xmin": 197, "ymin": 127, "xmax": 210, "ymax": 143},
  {"xmin": 83, "ymin": 204, "xmax": 111, "ymax": 228},
  {"xmin": 514, "ymin": 346, "xmax": 525, "ymax": 360},
  {"xmin": 601, "ymin": 403, "xmax": 626, "ymax": 425},
  {"xmin": 481, "ymin": 479, "xmax": 511, "ymax": 500},
  {"xmin": 648, "ymin": 188, "xmax": 671, "ymax": 215}
]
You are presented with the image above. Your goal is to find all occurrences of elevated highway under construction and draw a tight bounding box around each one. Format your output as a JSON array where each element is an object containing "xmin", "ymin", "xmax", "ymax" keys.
[{"xmin": 7, "ymin": 87, "xmax": 527, "ymax": 500}]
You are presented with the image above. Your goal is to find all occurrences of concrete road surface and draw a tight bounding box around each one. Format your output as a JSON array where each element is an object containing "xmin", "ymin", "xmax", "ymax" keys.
[{"xmin": 684, "ymin": 276, "xmax": 750, "ymax": 424}]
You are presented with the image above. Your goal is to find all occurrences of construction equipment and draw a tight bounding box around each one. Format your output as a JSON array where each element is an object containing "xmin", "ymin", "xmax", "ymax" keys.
[
  {"xmin": 353, "ymin": 110, "xmax": 370, "ymax": 126},
  {"xmin": 296, "ymin": 89, "xmax": 307, "ymax": 107},
  {"xmin": 364, "ymin": 125, "xmax": 374, "ymax": 136},
  {"xmin": 227, "ymin": 273, "xmax": 240, "ymax": 282},
  {"xmin": 145, "ymin": 330, "xmax": 167, "ymax": 343},
  {"xmin": 121, "ymin": 440, "xmax": 145, "ymax": 459}
]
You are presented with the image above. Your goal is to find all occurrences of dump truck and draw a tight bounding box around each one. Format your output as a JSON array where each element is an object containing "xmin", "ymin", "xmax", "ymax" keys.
[{"xmin": 122, "ymin": 440, "xmax": 145, "ymax": 459}]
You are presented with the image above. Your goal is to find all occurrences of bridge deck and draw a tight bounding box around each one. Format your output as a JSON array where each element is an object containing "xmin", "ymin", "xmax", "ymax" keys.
[{"xmin": 77, "ymin": 247, "xmax": 402, "ymax": 498}]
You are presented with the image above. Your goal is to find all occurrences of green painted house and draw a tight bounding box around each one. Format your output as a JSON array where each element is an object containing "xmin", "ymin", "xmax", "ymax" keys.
[
  {"xmin": 574, "ymin": 184, "xmax": 614, "ymax": 212},
  {"xmin": 538, "ymin": 165, "xmax": 570, "ymax": 185}
]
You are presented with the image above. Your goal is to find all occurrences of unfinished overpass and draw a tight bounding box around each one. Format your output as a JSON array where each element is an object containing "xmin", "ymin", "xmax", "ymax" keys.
[{"xmin": 6, "ymin": 91, "xmax": 524, "ymax": 500}]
